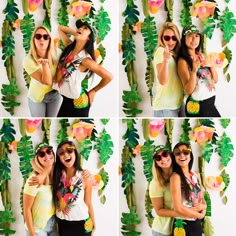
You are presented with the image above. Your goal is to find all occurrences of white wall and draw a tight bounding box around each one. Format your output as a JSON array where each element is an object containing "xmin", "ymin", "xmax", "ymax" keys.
[
  {"xmin": 119, "ymin": 1, "xmax": 236, "ymax": 117},
  {"xmin": 119, "ymin": 118, "xmax": 236, "ymax": 235},
  {"xmin": 0, "ymin": 118, "xmax": 118, "ymax": 236},
  {"xmin": 0, "ymin": 0, "xmax": 118, "ymax": 117}
]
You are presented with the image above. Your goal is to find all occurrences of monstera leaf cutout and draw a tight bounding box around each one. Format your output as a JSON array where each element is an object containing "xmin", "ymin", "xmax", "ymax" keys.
[
  {"xmin": 0, "ymin": 204, "xmax": 16, "ymax": 235},
  {"xmin": 0, "ymin": 153, "xmax": 11, "ymax": 181},
  {"xmin": 3, "ymin": 1, "xmax": 19, "ymax": 23},
  {"xmin": 179, "ymin": 119, "xmax": 191, "ymax": 143},
  {"xmin": 123, "ymin": 0, "xmax": 140, "ymax": 26},
  {"xmin": 202, "ymin": 17, "xmax": 216, "ymax": 39},
  {"xmin": 215, "ymin": 132, "xmax": 234, "ymax": 167},
  {"xmin": 2, "ymin": 31, "xmax": 15, "ymax": 66},
  {"xmin": 78, "ymin": 138, "xmax": 92, "ymax": 161},
  {"xmin": 41, "ymin": 119, "xmax": 51, "ymax": 144},
  {"xmin": 203, "ymin": 216, "xmax": 214, "ymax": 236},
  {"xmin": 122, "ymin": 119, "xmax": 139, "ymax": 149},
  {"xmin": 200, "ymin": 142, "xmax": 214, "ymax": 163},
  {"xmin": 122, "ymin": 84, "xmax": 142, "ymax": 117},
  {"xmin": 0, "ymin": 119, "xmax": 16, "ymax": 144},
  {"xmin": 180, "ymin": 0, "xmax": 192, "ymax": 27},
  {"xmin": 57, "ymin": 0, "xmax": 70, "ymax": 26}
]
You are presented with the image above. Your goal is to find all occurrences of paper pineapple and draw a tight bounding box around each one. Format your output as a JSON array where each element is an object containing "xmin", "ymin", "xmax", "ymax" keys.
[
  {"xmin": 174, "ymin": 219, "xmax": 186, "ymax": 236},
  {"xmin": 73, "ymin": 93, "xmax": 89, "ymax": 108}
]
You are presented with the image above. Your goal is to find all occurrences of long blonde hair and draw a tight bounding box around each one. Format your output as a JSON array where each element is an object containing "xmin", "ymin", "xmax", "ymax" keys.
[
  {"xmin": 158, "ymin": 22, "xmax": 181, "ymax": 59},
  {"xmin": 29, "ymin": 25, "xmax": 57, "ymax": 68}
]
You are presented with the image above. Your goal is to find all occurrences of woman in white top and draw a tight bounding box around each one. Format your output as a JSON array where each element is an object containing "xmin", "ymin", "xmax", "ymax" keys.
[
  {"xmin": 52, "ymin": 140, "xmax": 95, "ymax": 236},
  {"xmin": 53, "ymin": 20, "xmax": 112, "ymax": 117}
]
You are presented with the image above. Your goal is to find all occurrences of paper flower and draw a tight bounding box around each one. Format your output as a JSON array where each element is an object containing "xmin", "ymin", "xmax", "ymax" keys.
[
  {"xmin": 206, "ymin": 176, "xmax": 225, "ymax": 190},
  {"xmin": 8, "ymin": 140, "xmax": 18, "ymax": 151},
  {"xmin": 12, "ymin": 19, "xmax": 21, "ymax": 29},
  {"xmin": 191, "ymin": 1, "xmax": 216, "ymax": 20},
  {"xmin": 54, "ymin": 38, "xmax": 60, "ymax": 48},
  {"xmin": 91, "ymin": 174, "xmax": 104, "ymax": 190},
  {"xmin": 94, "ymin": 49, "xmax": 102, "ymax": 64},
  {"xmin": 149, "ymin": 119, "xmax": 165, "ymax": 138},
  {"xmin": 68, "ymin": 121, "xmax": 94, "ymax": 141},
  {"xmin": 148, "ymin": 0, "xmax": 164, "ymax": 14},
  {"xmin": 118, "ymin": 43, "xmax": 122, "ymax": 53},
  {"xmin": 28, "ymin": 0, "xmax": 43, "ymax": 12},
  {"xmin": 132, "ymin": 22, "xmax": 142, "ymax": 32},
  {"xmin": 0, "ymin": 41, "xmax": 2, "ymax": 48},
  {"xmin": 192, "ymin": 126, "xmax": 215, "ymax": 144},
  {"xmin": 68, "ymin": 1, "xmax": 92, "ymax": 19},
  {"xmin": 132, "ymin": 144, "xmax": 142, "ymax": 156},
  {"xmin": 26, "ymin": 119, "xmax": 42, "ymax": 133},
  {"xmin": 118, "ymin": 166, "xmax": 122, "ymax": 175},
  {"xmin": 205, "ymin": 52, "xmax": 228, "ymax": 68}
]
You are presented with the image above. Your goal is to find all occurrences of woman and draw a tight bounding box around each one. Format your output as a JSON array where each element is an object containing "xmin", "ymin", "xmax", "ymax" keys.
[
  {"xmin": 52, "ymin": 140, "xmax": 95, "ymax": 236},
  {"xmin": 53, "ymin": 20, "xmax": 112, "ymax": 117},
  {"xmin": 152, "ymin": 22, "xmax": 184, "ymax": 117},
  {"xmin": 23, "ymin": 143, "xmax": 58, "ymax": 236},
  {"xmin": 23, "ymin": 26, "xmax": 62, "ymax": 117},
  {"xmin": 170, "ymin": 142, "xmax": 206, "ymax": 236},
  {"xmin": 177, "ymin": 24, "xmax": 220, "ymax": 117}
]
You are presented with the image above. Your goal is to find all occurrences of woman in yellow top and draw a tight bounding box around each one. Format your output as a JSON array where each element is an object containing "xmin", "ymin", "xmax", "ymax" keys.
[
  {"xmin": 23, "ymin": 26, "xmax": 62, "ymax": 117},
  {"xmin": 153, "ymin": 22, "xmax": 184, "ymax": 117}
]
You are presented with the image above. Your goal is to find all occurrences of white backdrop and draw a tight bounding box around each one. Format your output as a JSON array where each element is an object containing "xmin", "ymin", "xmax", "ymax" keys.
[
  {"xmin": 119, "ymin": 1, "xmax": 236, "ymax": 117},
  {"xmin": 0, "ymin": 118, "xmax": 118, "ymax": 236},
  {"xmin": 119, "ymin": 118, "xmax": 236, "ymax": 236},
  {"xmin": 0, "ymin": 0, "xmax": 118, "ymax": 118}
]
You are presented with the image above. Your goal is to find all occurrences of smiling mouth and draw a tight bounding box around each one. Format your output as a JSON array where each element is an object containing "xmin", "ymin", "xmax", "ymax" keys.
[{"xmin": 65, "ymin": 157, "xmax": 71, "ymax": 163}]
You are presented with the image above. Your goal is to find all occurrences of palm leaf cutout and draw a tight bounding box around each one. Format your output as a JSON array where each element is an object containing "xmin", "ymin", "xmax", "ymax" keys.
[
  {"xmin": 0, "ymin": 204, "xmax": 16, "ymax": 235},
  {"xmin": 200, "ymin": 142, "xmax": 214, "ymax": 163},
  {"xmin": 21, "ymin": 0, "xmax": 29, "ymax": 14},
  {"xmin": 141, "ymin": 0, "xmax": 149, "ymax": 17},
  {"xmin": 202, "ymin": 17, "xmax": 216, "ymax": 39},
  {"xmin": 220, "ymin": 169, "xmax": 230, "ymax": 193},
  {"xmin": 121, "ymin": 207, "xmax": 141, "ymax": 236},
  {"xmin": 220, "ymin": 119, "xmax": 231, "ymax": 129},
  {"xmin": 145, "ymin": 184, "xmax": 154, "ymax": 227},
  {"xmin": 57, "ymin": 0, "xmax": 69, "ymax": 26},
  {"xmin": 0, "ymin": 152, "xmax": 11, "ymax": 181},
  {"xmin": 56, "ymin": 119, "xmax": 70, "ymax": 144},
  {"xmin": 3, "ymin": 1, "xmax": 19, "ymax": 24},
  {"xmin": 180, "ymin": 0, "xmax": 192, "ymax": 27},
  {"xmin": 141, "ymin": 140, "xmax": 155, "ymax": 182},
  {"xmin": 145, "ymin": 58, "xmax": 154, "ymax": 100},
  {"xmin": 2, "ymin": 30, "xmax": 15, "ymax": 67},
  {"xmin": 219, "ymin": 7, "xmax": 236, "ymax": 43},
  {"xmin": 141, "ymin": 16, "xmax": 158, "ymax": 60},
  {"xmin": 17, "ymin": 135, "xmax": 34, "ymax": 179},
  {"xmin": 41, "ymin": 119, "xmax": 51, "ymax": 144},
  {"xmin": 222, "ymin": 46, "xmax": 232, "ymax": 82},
  {"xmin": 203, "ymin": 216, "xmax": 214, "ymax": 236},
  {"xmin": 215, "ymin": 132, "xmax": 234, "ymax": 167},
  {"xmin": 122, "ymin": 84, "xmax": 142, "ymax": 117},
  {"xmin": 179, "ymin": 119, "xmax": 191, "ymax": 143},
  {"xmin": 78, "ymin": 138, "xmax": 92, "ymax": 161},
  {"xmin": 164, "ymin": 0, "xmax": 174, "ymax": 22},
  {"xmin": 204, "ymin": 191, "xmax": 212, "ymax": 216},
  {"xmin": 93, "ymin": 7, "xmax": 111, "ymax": 42},
  {"xmin": 94, "ymin": 129, "xmax": 113, "ymax": 165},
  {"xmin": 0, "ymin": 119, "xmax": 16, "ymax": 144},
  {"xmin": 142, "ymin": 119, "xmax": 150, "ymax": 141},
  {"xmin": 122, "ymin": 119, "xmax": 139, "ymax": 149},
  {"xmin": 122, "ymin": 0, "xmax": 140, "ymax": 26},
  {"xmin": 200, "ymin": 119, "xmax": 218, "ymax": 144},
  {"xmin": 1, "ymin": 79, "xmax": 21, "ymax": 116}
]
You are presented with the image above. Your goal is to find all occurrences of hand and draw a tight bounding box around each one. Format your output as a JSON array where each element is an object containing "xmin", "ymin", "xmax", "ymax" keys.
[
  {"xmin": 163, "ymin": 46, "xmax": 171, "ymax": 62},
  {"xmin": 82, "ymin": 169, "xmax": 91, "ymax": 179},
  {"xmin": 191, "ymin": 55, "xmax": 201, "ymax": 73},
  {"xmin": 88, "ymin": 89, "xmax": 96, "ymax": 105},
  {"xmin": 192, "ymin": 202, "xmax": 206, "ymax": 212},
  {"xmin": 28, "ymin": 173, "xmax": 46, "ymax": 188},
  {"xmin": 37, "ymin": 58, "xmax": 49, "ymax": 65}
]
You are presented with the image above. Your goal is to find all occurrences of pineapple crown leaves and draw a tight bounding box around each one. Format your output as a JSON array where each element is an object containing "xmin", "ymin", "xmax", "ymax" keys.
[
  {"xmin": 56, "ymin": 119, "xmax": 70, "ymax": 145},
  {"xmin": 1, "ymin": 79, "xmax": 21, "ymax": 116},
  {"xmin": 200, "ymin": 141, "xmax": 214, "ymax": 163},
  {"xmin": 78, "ymin": 138, "xmax": 92, "ymax": 161},
  {"xmin": 174, "ymin": 218, "xmax": 186, "ymax": 227},
  {"xmin": 215, "ymin": 132, "xmax": 234, "ymax": 167},
  {"xmin": 179, "ymin": 119, "xmax": 191, "ymax": 143},
  {"xmin": 141, "ymin": 16, "xmax": 158, "ymax": 60},
  {"xmin": 141, "ymin": 139, "xmax": 155, "ymax": 182},
  {"xmin": 122, "ymin": 0, "xmax": 140, "ymax": 26},
  {"xmin": 94, "ymin": 129, "xmax": 113, "ymax": 165},
  {"xmin": 218, "ymin": 7, "xmax": 236, "ymax": 43},
  {"xmin": 0, "ymin": 119, "xmax": 16, "ymax": 145},
  {"xmin": 179, "ymin": 0, "xmax": 192, "ymax": 27},
  {"xmin": 3, "ymin": 1, "xmax": 19, "ymax": 25},
  {"xmin": 57, "ymin": 0, "xmax": 70, "ymax": 26}
]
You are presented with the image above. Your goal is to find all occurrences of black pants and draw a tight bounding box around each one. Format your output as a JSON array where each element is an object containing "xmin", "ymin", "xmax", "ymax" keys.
[
  {"xmin": 186, "ymin": 96, "xmax": 220, "ymax": 117},
  {"xmin": 57, "ymin": 95, "xmax": 90, "ymax": 117},
  {"xmin": 173, "ymin": 219, "xmax": 202, "ymax": 236},
  {"xmin": 57, "ymin": 218, "xmax": 91, "ymax": 236}
]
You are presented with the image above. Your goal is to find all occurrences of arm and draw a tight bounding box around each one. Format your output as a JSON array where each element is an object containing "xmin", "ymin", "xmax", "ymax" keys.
[
  {"xmin": 81, "ymin": 57, "xmax": 113, "ymax": 104},
  {"xmin": 58, "ymin": 25, "xmax": 76, "ymax": 47},
  {"xmin": 84, "ymin": 177, "xmax": 96, "ymax": 235},
  {"xmin": 209, "ymin": 66, "xmax": 218, "ymax": 83},
  {"xmin": 170, "ymin": 173, "xmax": 205, "ymax": 219},
  {"xmin": 23, "ymin": 194, "xmax": 36, "ymax": 236}
]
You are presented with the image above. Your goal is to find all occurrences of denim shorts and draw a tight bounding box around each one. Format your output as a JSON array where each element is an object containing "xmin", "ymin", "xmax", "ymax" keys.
[{"xmin": 152, "ymin": 230, "xmax": 172, "ymax": 236}]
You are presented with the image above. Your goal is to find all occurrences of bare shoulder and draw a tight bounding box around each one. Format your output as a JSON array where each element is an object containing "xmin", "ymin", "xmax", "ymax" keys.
[
  {"xmin": 170, "ymin": 172, "xmax": 180, "ymax": 181},
  {"xmin": 178, "ymin": 58, "xmax": 188, "ymax": 67}
]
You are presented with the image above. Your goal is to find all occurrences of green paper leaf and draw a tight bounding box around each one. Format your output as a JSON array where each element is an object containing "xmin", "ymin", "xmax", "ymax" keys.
[
  {"xmin": 179, "ymin": 119, "xmax": 191, "ymax": 143},
  {"xmin": 203, "ymin": 216, "xmax": 214, "ymax": 236},
  {"xmin": 144, "ymin": 59, "xmax": 154, "ymax": 100},
  {"xmin": 57, "ymin": 0, "xmax": 70, "ymax": 26},
  {"xmin": 220, "ymin": 169, "xmax": 230, "ymax": 192},
  {"xmin": 0, "ymin": 153, "xmax": 11, "ymax": 181},
  {"xmin": 223, "ymin": 195, "xmax": 228, "ymax": 204},
  {"xmin": 56, "ymin": 119, "xmax": 70, "ymax": 144},
  {"xmin": 0, "ymin": 119, "xmax": 16, "ymax": 144},
  {"xmin": 99, "ymin": 168, "xmax": 109, "ymax": 191},
  {"xmin": 3, "ymin": 1, "xmax": 19, "ymax": 23},
  {"xmin": 204, "ymin": 192, "xmax": 212, "ymax": 217},
  {"xmin": 123, "ymin": 0, "xmax": 140, "ymax": 26},
  {"xmin": 144, "ymin": 185, "xmax": 154, "ymax": 227},
  {"xmin": 0, "ymin": 204, "xmax": 16, "ymax": 235},
  {"xmin": 220, "ymin": 119, "xmax": 231, "ymax": 129},
  {"xmin": 78, "ymin": 138, "xmax": 92, "ymax": 161},
  {"xmin": 202, "ymin": 17, "xmax": 216, "ymax": 39},
  {"xmin": 164, "ymin": 0, "xmax": 174, "ymax": 22},
  {"xmin": 200, "ymin": 142, "xmax": 214, "ymax": 163},
  {"xmin": 179, "ymin": 0, "xmax": 192, "ymax": 27},
  {"xmin": 100, "ymin": 119, "xmax": 109, "ymax": 125},
  {"xmin": 122, "ymin": 119, "xmax": 139, "ymax": 149}
]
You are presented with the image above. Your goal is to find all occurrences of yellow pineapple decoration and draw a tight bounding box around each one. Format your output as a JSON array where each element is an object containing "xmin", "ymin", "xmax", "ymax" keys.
[
  {"xmin": 73, "ymin": 91, "xmax": 89, "ymax": 108},
  {"xmin": 174, "ymin": 219, "xmax": 186, "ymax": 236},
  {"xmin": 186, "ymin": 100, "xmax": 200, "ymax": 114},
  {"xmin": 84, "ymin": 217, "xmax": 93, "ymax": 232}
]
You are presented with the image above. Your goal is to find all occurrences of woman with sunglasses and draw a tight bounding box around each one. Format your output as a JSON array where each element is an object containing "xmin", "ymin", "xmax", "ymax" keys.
[
  {"xmin": 177, "ymin": 25, "xmax": 220, "ymax": 117},
  {"xmin": 23, "ymin": 143, "xmax": 58, "ymax": 236},
  {"xmin": 170, "ymin": 142, "xmax": 206, "ymax": 236},
  {"xmin": 52, "ymin": 140, "xmax": 95, "ymax": 236},
  {"xmin": 52, "ymin": 20, "xmax": 112, "ymax": 117},
  {"xmin": 23, "ymin": 26, "xmax": 62, "ymax": 117},
  {"xmin": 152, "ymin": 22, "xmax": 184, "ymax": 117}
]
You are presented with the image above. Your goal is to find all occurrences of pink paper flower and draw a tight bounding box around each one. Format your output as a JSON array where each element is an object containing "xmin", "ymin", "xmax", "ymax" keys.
[
  {"xmin": 28, "ymin": 0, "xmax": 43, "ymax": 12},
  {"xmin": 68, "ymin": 1, "xmax": 92, "ymax": 19},
  {"xmin": 192, "ymin": 126, "xmax": 215, "ymax": 144},
  {"xmin": 148, "ymin": 0, "xmax": 164, "ymax": 14},
  {"xmin": 90, "ymin": 174, "xmax": 104, "ymax": 190},
  {"xmin": 206, "ymin": 176, "xmax": 225, "ymax": 191},
  {"xmin": 191, "ymin": 1, "xmax": 216, "ymax": 20},
  {"xmin": 205, "ymin": 52, "xmax": 228, "ymax": 68},
  {"xmin": 149, "ymin": 119, "xmax": 165, "ymax": 138},
  {"xmin": 26, "ymin": 119, "xmax": 42, "ymax": 133},
  {"xmin": 8, "ymin": 140, "xmax": 18, "ymax": 151},
  {"xmin": 132, "ymin": 144, "xmax": 142, "ymax": 156}
]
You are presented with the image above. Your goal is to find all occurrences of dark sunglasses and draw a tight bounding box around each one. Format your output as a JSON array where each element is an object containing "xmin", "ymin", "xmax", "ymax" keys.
[
  {"xmin": 34, "ymin": 34, "xmax": 50, "ymax": 40},
  {"xmin": 174, "ymin": 149, "xmax": 191, "ymax": 156},
  {"xmin": 153, "ymin": 150, "xmax": 170, "ymax": 162},
  {"xmin": 37, "ymin": 148, "xmax": 54, "ymax": 158},
  {"xmin": 57, "ymin": 146, "xmax": 75, "ymax": 156},
  {"xmin": 163, "ymin": 35, "xmax": 177, "ymax": 41}
]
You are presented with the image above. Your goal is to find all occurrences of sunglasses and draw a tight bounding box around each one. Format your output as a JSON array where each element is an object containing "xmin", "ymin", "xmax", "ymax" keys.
[
  {"xmin": 57, "ymin": 146, "xmax": 75, "ymax": 156},
  {"xmin": 174, "ymin": 149, "xmax": 191, "ymax": 156},
  {"xmin": 153, "ymin": 150, "xmax": 170, "ymax": 162},
  {"xmin": 34, "ymin": 34, "xmax": 50, "ymax": 40},
  {"xmin": 37, "ymin": 148, "xmax": 54, "ymax": 158},
  {"xmin": 163, "ymin": 35, "xmax": 177, "ymax": 41}
]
